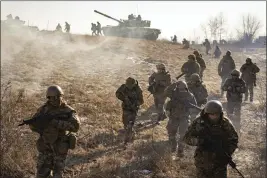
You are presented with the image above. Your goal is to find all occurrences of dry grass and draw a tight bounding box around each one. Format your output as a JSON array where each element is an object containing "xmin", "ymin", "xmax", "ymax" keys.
[{"xmin": 1, "ymin": 25, "xmax": 266, "ymax": 178}]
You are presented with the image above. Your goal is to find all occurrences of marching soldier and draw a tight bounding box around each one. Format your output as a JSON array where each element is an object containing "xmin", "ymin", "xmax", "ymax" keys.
[
  {"xmin": 222, "ymin": 69, "xmax": 246, "ymax": 133},
  {"xmin": 240, "ymin": 58, "xmax": 260, "ymax": 102},
  {"xmin": 116, "ymin": 77, "xmax": 144, "ymax": 145},
  {"xmin": 218, "ymin": 50, "xmax": 236, "ymax": 97},
  {"xmin": 183, "ymin": 100, "xmax": 239, "ymax": 178},
  {"xmin": 28, "ymin": 85, "xmax": 80, "ymax": 178},
  {"xmin": 181, "ymin": 54, "xmax": 201, "ymax": 83},
  {"xmin": 148, "ymin": 63, "xmax": 171, "ymax": 123},
  {"xmin": 164, "ymin": 81, "xmax": 197, "ymax": 157}
]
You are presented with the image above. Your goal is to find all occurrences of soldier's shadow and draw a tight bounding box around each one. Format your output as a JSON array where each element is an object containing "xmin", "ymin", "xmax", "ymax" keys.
[
  {"xmin": 78, "ymin": 131, "xmax": 124, "ymax": 150},
  {"xmin": 137, "ymin": 104, "xmax": 157, "ymax": 121}
]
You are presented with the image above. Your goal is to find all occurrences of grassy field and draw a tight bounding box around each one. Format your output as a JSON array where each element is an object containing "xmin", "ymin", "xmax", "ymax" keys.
[{"xmin": 1, "ymin": 26, "xmax": 266, "ymax": 178}]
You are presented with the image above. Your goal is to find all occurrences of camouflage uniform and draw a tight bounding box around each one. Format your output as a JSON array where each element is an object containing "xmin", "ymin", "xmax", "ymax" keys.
[
  {"xmin": 164, "ymin": 81, "xmax": 197, "ymax": 157},
  {"xmin": 96, "ymin": 22, "xmax": 102, "ymax": 36},
  {"xmin": 116, "ymin": 77, "xmax": 144, "ymax": 144},
  {"xmin": 56, "ymin": 24, "xmax": 62, "ymax": 32},
  {"xmin": 218, "ymin": 51, "xmax": 236, "ymax": 97},
  {"xmin": 240, "ymin": 58, "xmax": 260, "ymax": 102},
  {"xmin": 148, "ymin": 64, "xmax": 171, "ymax": 122},
  {"xmin": 203, "ymin": 39, "xmax": 211, "ymax": 55},
  {"xmin": 64, "ymin": 22, "xmax": 70, "ymax": 33},
  {"xmin": 187, "ymin": 73, "xmax": 208, "ymax": 120},
  {"xmin": 214, "ymin": 45, "xmax": 222, "ymax": 58},
  {"xmin": 193, "ymin": 51, "xmax": 206, "ymax": 79},
  {"xmin": 30, "ymin": 86, "xmax": 80, "ymax": 178},
  {"xmin": 183, "ymin": 100, "xmax": 238, "ymax": 178},
  {"xmin": 182, "ymin": 38, "xmax": 190, "ymax": 49},
  {"xmin": 222, "ymin": 70, "xmax": 246, "ymax": 133},
  {"xmin": 181, "ymin": 54, "xmax": 201, "ymax": 83}
]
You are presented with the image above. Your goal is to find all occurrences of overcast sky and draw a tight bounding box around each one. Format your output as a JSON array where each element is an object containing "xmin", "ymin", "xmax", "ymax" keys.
[{"xmin": 1, "ymin": 1, "xmax": 266, "ymax": 42}]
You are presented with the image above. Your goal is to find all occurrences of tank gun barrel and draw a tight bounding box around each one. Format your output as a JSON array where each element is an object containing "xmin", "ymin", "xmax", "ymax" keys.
[{"xmin": 94, "ymin": 10, "xmax": 122, "ymax": 24}]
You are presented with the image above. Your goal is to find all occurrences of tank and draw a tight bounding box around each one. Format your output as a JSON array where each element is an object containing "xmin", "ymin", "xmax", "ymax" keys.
[{"xmin": 94, "ymin": 10, "xmax": 161, "ymax": 40}]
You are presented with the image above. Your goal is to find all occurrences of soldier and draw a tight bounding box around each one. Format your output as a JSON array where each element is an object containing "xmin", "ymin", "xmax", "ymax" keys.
[
  {"xmin": 56, "ymin": 23, "xmax": 62, "ymax": 32},
  {"xmin": 187, "ymin": 73, "xmax": 208, "ymax": 112},
  {"xmin": 182, "ymin": 38, "xmax": 190, "ymax": 49},
  {"xmin": 164, "ymin": 81, "xmax": 197, "ymax": 157},
  {"xmin": 96, "ymin": 22, "xmax": 102, "ymax": 36},
  {"xmin": 203, "ymin": 39, "xmax": 211, "ymax": 55},
  {"xmin": 218, "ymin": 50, "xmax": 236, "ymax": 97},
  {"xmin": 187, "ymin": 73, "xmax": 208, "ymax": 121},
  {"xmin": 193, "ymin": 50, "xmax": 206, "ymax": 79},
  {"xmin": 214, "ymin": 45, "xmax": 222, "ymax": 58},
  {"xmin": 181, "ymin": 54, "xmax": 201, "ymax": 83},
  {"xmin": 116, "ymin": 77, "xmax": 144, "ymax": 145},
  {"xmin": 91, "ymin": 23, "xmax": 97, "ymax": 36},
  {"xmin": 222, "ymin": 69, "xmax": 246, "ymax": 133},
  {"xmin": 183, "ymin": 100, "xmax": 238, "ymax": 178},
  {"xmin": 64, "ymin": 22, "xmax": 70, "ymax": 33},
  {"xmin": 29, "ymin": 85, "xmax": 80, "ymax": 178},
  {"xmin": 148, "ymin": 63, "xmax": 171, "ymax": 123},
  {"xmin": 240, "ymin": 58, "xmax": 260, "ymax": 102},
  {"xmin": 171, "ymin": 35, "xmax": 177, "ymax": 43},
  {"xmin": 137, "ymin": 15, "xmax": 142, "ymax": 21}
]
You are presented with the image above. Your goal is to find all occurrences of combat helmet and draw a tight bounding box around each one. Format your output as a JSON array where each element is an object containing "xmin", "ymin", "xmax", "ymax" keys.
[
  {"xmin": 246, "ymin": 58, "xmax": 252, "ymax": 63},
  {"xmin": 190, "ymin": 73, "xmax": 201, "ymax": 82},
  {"xmin": 156, "ymin": 63, "xmax": 166, "ymax": 70},
  {"xmin": 226, "ymin": 50, "xmax": 231, "ymax": 56},
  {"xmin": 126, "ymin": 77, "xmax": 136, "ymax": 89},
  {"xmin": 204, "ymin": 100, "xmax": 223, "ymax": 114},
  {"xmin": 231, "ymin": 69, "xmax": 240, "ymax": 77},
  {"xmin": 193, "ymin": 50, "xmax": 200, "ymax": 57},
  {"xmin": 46, "ymin": 85, "xmax": 64, "ymax": 98},
  {"xmin": 188, "ymin": 54, "xmax": 196, "ymax": 61}
]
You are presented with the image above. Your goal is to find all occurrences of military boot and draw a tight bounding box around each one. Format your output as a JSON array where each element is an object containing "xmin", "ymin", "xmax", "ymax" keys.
[
  {"xmin": 167, "ymin": 138, "xmax": 177, "ymax": 153},
  {"xmin": 176, "ymin": 142, "xmax": 185, "ymax": 158}
]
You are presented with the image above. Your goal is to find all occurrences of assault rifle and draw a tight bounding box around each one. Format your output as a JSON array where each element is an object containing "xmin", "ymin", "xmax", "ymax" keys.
[{"xmin": 18, "ymin": 111, "xmax": 72, "ymax": 132}]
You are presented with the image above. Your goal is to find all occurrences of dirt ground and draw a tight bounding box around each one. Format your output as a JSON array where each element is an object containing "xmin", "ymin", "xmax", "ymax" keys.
[{"xmin": 1, "ymin": 26, "xmax": 266, "ymax": 178}]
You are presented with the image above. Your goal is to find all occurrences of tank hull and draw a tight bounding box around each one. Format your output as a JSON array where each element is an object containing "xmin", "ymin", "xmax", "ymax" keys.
[{"xmin": 102, "ymin": 26, "xmax": 161, "ymax": 40}]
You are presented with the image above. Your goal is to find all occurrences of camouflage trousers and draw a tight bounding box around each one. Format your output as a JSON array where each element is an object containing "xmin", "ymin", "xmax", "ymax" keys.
[
  {"xmin": 194, "ymin": 151, "xmax": 227, "ymax": 178},
  {"xmin": 244, "ymin": 83, "xmax": 254, "ymax": 102},
  {"xmin": 220, "ymin": 75, "xmax": 229, "ymax": 96},
  {"xmin": 196, "ymin": 166, "xmax": 227, "ymax": 178},
  {"xmin": 36, "ymin": 138, "xmax": 69, "ymax": 178},
  {"xmin": 122, "ymin": 109, "xmax": 137, "ymax": 144},
  {"xmin": 166, "ymin": 116, "xmax": 189, "ymax": 153},
  {"xmin": 153, "ymin": 93, "xmax": 167, "ymax": 121},
  {"xmin": 226, "ymin": 101, "xmax": 242, "ymax": 132}
]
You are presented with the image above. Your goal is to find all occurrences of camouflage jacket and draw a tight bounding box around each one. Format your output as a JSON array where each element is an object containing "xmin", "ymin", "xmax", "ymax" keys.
[
  {"xmin": 188, "ymin": 82, "xmax": 208, "ymax": 106},
  {"xmin": 165, "ymin": 87, "xmax": 197, "ymax": 118},
  {"xmin": 196, "ymin": 56, "xmax": 206, "ymax": 72},
  {"xmin": 30, "ymin": 101, "xmax": 80, "ymax": 144},
  {"xmin": 222, "ymin": 78, "xmax": 246, "ymax": 102},
  {"xmin": 116, "ymin": 83, "xmax": 144, "ymax": 111},
  {"xmin": 181, "ymin": 61, "xmax": 201, "ymax": 77},
  {"xmin": 240, "ymin": 63, "xmax": 260, "ymax": 84},
  {"xmin": 183, "ymin": 111, "xmax": 238, "ymax": 166},
  {"xmin": 148, "ymin": 71, "xmax": 171, "ymax": 94},
  {"xmin": 218, "ymin": 55, "xmax": 236, "ymax": 76}
]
